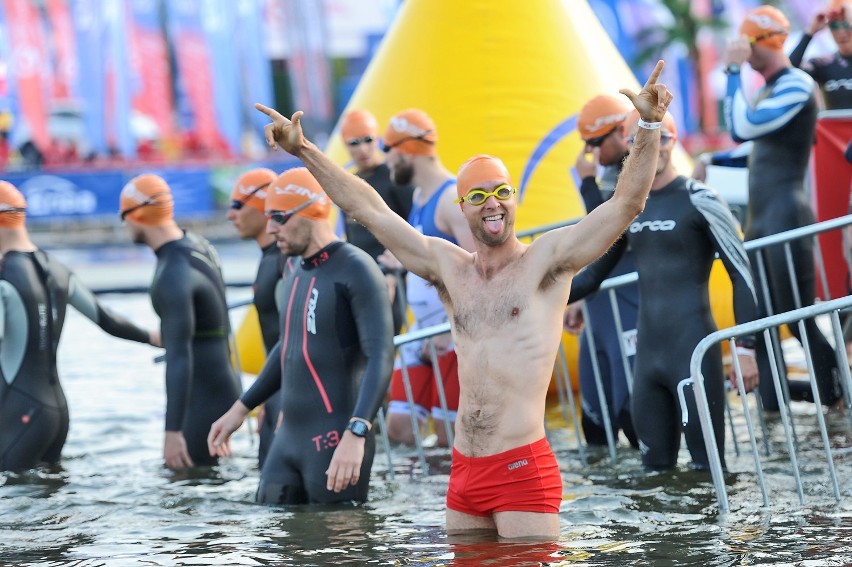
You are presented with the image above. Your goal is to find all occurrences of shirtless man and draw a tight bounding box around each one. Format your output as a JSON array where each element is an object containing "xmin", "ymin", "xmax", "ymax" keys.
[{"xmin": 254, "ymin": 61, "xmax": 672, "ymax": 540}]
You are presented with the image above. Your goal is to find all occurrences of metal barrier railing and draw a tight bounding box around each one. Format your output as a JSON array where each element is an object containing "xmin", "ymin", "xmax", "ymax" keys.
[{"xmin": 689, "ymin": 295, "xmax": 852, "ymax": 513}]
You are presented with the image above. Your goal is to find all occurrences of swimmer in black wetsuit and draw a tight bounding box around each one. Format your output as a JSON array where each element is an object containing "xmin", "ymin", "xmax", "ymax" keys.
[
  {"xmin": 227, "ymin": 168, "xmax": 297, "ymax": 468},
  {"xmin": 0, "ymin": 181, "xmax": 160, "ymax": 472},
  {"xmin": 725, "ymin": 6, "xmax": 842, "ymax": 409},
  {"xmin": 209, "ymin": 167, "xmax": 394, "ymax": 504},
  {"xmin": 339, "ymin": 109, "xmax": 414, "ymax": 335},
  {"xmin": 790, "ymin": 3, "xmax": 852, "ymax": 111},
  {"xmin": 566, "ymin": 94, "xmax": 639, "ymax": 448},
  {"xmin": 569, "ymin": 112, "xmax": 760, "ymax": 471},
  {"xmin": 120, "ymin": 174, "xmax": 241, "ymax": 470}
]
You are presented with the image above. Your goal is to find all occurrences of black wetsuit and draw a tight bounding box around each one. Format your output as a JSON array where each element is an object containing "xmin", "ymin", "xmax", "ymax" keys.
[
  {"xmin": 570, "ymin": 176, "xmax": 759, "ymax": 470},
  {"xmin": 253, "ymin": 245, "xmax": 293, "ymax": 468},
  {"xmin": 151, "ymin": 232, "xmax": 242, "ymax": 466},
  {"xmin": 725, "ymin": 67, "xmax": 842, "ymax": 409},
  {"xmin": 0, "ymin": 250, "xmax": 151, "ymax": 471},
  {"xmin": 790, "ymin": 35, "xmax": 852, "ymax": 110},
  {"xmin": 342, "ymin": 162, "xmax": 413, "ymax": 334},
  {"xmin": 241, "ymin": 241, "xmax": 394, "ymax": 504},
  {"xmin": 577, "ymin": 174, "xmax": 639, "ymax": 448}
]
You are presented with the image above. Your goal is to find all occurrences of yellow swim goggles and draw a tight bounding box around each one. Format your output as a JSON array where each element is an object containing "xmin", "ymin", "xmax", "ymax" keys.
[{"xmin": 454, "ymin": 183, "xmax": 516, "ymax": 206}]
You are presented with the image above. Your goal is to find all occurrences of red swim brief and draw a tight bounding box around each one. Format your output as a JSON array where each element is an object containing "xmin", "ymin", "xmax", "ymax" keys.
[{"xmin": 446, "ymin": 437, "xmax": 563, "ymax": 517}]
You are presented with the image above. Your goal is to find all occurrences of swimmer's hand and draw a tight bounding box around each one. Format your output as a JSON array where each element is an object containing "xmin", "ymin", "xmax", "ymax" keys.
[
  {"xmin": 574, "ymin": 147, "xmax": 598, "ymax": 180},
  {"xmin": 164, "ymin": 431, "xmax": 194, "ymax": 470},
  {"xmin": 729, "ymin": 349, "xmax": 759, "ymax": 394},
  {"xmin": 326, "ymin": 429, "xmax": 366, "ymax": 493},
  {"xmin": 148, "ymin": 329, "xmax": 162, "ymax": 348},
  {"xmin": 619, "ymin": 60, "xmax": 672, "ymax": 124},
  {"xmin": 207, "ymin": 401, "xmax": 250, "ymax": 458},
  {"xmin": 256, "ymin": 104, "xmax": 307, "ymax": 156},
  {"xmin": 563, "ymin": 302, "xmax": 585, "ymax": 335}
]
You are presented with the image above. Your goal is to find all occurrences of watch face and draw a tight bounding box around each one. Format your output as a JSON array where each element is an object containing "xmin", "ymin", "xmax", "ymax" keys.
[{"xmin": 348, "ymin": 420, "xmax": 369, "ymax": 437}]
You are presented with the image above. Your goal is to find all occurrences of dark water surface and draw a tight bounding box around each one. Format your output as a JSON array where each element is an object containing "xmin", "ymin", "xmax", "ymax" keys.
[{"xmin": 2, "ymin": 246, "xmax": 851, "ymax": 565}]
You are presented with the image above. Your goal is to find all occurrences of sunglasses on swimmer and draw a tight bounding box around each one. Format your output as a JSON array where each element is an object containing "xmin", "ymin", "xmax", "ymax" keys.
[
  {"xmin": 345, "ymin": 135, "xmax": 375, "ymax": 147},
  {"xmin": 0, "ymin": 206, "xmax": 25, "ymax": 214},
  {"xmin": 584, "ymin": 127, "xmax": 618, "ymax": 148},
  {"xmin": 119, "ymin": 192, "xmax": 170, "ymax": 221},
  {"xmin": 748, "ymin": 30, "xmax": 786, "ymax": 45},
  {"xmin": 230, "ymin": 181, "xmax": 272, "ymax": 210},
  {"xmin": 266, "ymin": 193, "xmax": 325, "ymax": 226},
  {"xmin": 453, "ymin": 183, "xmax": 516, "ymax": 206}
]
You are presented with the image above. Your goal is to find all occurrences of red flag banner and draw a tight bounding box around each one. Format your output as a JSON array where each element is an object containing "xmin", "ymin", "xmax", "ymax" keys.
[
  {"xmin": 5, "ymin": 0, "xmax": 49, "ymax": 150},
  {"xmin": 812, "ymin": 112, "xmax": 852, "ymax": 300}
]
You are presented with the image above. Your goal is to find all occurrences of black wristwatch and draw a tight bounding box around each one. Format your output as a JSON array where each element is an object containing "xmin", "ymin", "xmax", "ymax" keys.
[{"xmin": 346, "ymin": 419, "xmax": 370, "ymax": 438}]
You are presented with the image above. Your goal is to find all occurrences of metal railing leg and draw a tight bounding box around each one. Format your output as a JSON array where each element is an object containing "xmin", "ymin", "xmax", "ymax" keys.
[
  {"xmin": 556, "ymin": 342, "xmax": 587, "ymax": 467},
  {"xmin": 427, "ymin": 339, "xmax": 454, "ymax": 448},
  {"xmin": 397, "ymin": 357, "xmax": 428, "ymax": 474},
  {"xmin": 375, "ymin": 407, "xmax": 394, "ymax": 481},
  {"xmin": 581, "ymin": 302, "xmax": 617, "ymax": 466},
  {"xmin": 730, "ymin": 339, "xmax": 768, "ymax": 506}
]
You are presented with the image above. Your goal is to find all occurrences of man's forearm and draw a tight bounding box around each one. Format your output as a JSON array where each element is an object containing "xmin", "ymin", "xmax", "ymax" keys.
[
  {"xmin": 295, "ymin": 141, "xmax": 387, "ymax": 219},
  {"xmin": 613, "ymin": 126, "xmax": 659, "ymax": 216}
]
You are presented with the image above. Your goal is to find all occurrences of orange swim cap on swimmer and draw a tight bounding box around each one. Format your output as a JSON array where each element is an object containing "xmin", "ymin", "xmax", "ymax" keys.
[
  {"xmin": 0, "ymin": 180, "xmax": 26, "ymax": 229},
  {"xmin": 740, "ymin": 5, "xmax": 789, "ymax": 51},
  {"xmin": 577, "ymin": 95, "xmax": 631, "ymax": 141},
  {"xmin": 231, "ymin": 168, "xmax": 276, "ymax": 213},
  {"xmin": 267, "ymin": 167, "xmax": 331, "ymax": 221},
  {"xmin": 383, "ymin": 108, "xmax": 437, "ymax": 156},
  {"xmin": 625, "ymin": 109, "xmax": 678, "ymax": 139},
  {"xmin": 119, "ymin": 173, "xmax": 174, "ymax": 226},
  {"xmin": 456, "ymin": 155, "xmax": 513, "ymax": 200},
  {"xmin": 340, "ymin": 109, "xmax": 379, "ymax": 141}
]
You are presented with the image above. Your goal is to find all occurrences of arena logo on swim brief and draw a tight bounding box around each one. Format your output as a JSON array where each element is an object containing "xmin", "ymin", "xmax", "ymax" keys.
[{"xmin": 507, "ymin": 459, "xmax": 529, "ymax": 471}]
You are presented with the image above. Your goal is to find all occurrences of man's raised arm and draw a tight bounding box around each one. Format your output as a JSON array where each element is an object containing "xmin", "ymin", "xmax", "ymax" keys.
[
  {"xmin": 549, "ymin": 60, "xmax": 674, "ymax": 272},
  {"xmin": 255, "ymin": 104, "xmax": 433, "ymax": 275}
]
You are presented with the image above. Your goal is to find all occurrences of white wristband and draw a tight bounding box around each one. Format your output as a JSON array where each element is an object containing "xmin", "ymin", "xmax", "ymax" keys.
[
  {"xmin": 735, "ymin": 347, "xmax": 756, "ymax": 357},
  {"xmin": 637, "ymin": 118, "xmax": 662, "ymax": 130}
]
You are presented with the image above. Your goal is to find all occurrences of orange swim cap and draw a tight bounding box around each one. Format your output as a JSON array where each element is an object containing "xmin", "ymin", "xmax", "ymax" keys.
[
  {"xmin": 0, "ymin": 180, "xmax": 26, "ymax": 229},
  {"xmin": 457, "ymin": 155, "xmax": 513, "ymax": 200},
  {"xmin": 383, "ymin": 109, "xmax": 437, "ymax": 156},
  {"xmin": 119, "ymin": 174, "xmax": 174, "ymax": 226},
  {"xmin": 267, "ymin": 167, "xmax": 331, "ymax": 221},
  {"xmin": 577, "ymin": 95, "xmax": 631, "ymax": 141},
  {"xmin": 625, "ymin": 110, "xmax": 678, "ymax": 139},
  {"xmin": 341, "ymin": 109, "xmax": 378, "ymax": 141},
  {"xmin": 740, "ymin": 5, "xmax": 789, "ymax": 51},
  {"xmin": 231, "ymin": 168, "xmax": 276, "ymax": 213}
]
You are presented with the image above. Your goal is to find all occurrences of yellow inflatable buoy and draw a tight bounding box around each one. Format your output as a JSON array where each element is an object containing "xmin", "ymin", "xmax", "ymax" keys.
[{"xmin": 234, "ymin": 304, "xmax": 266, "ymax": 376}]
